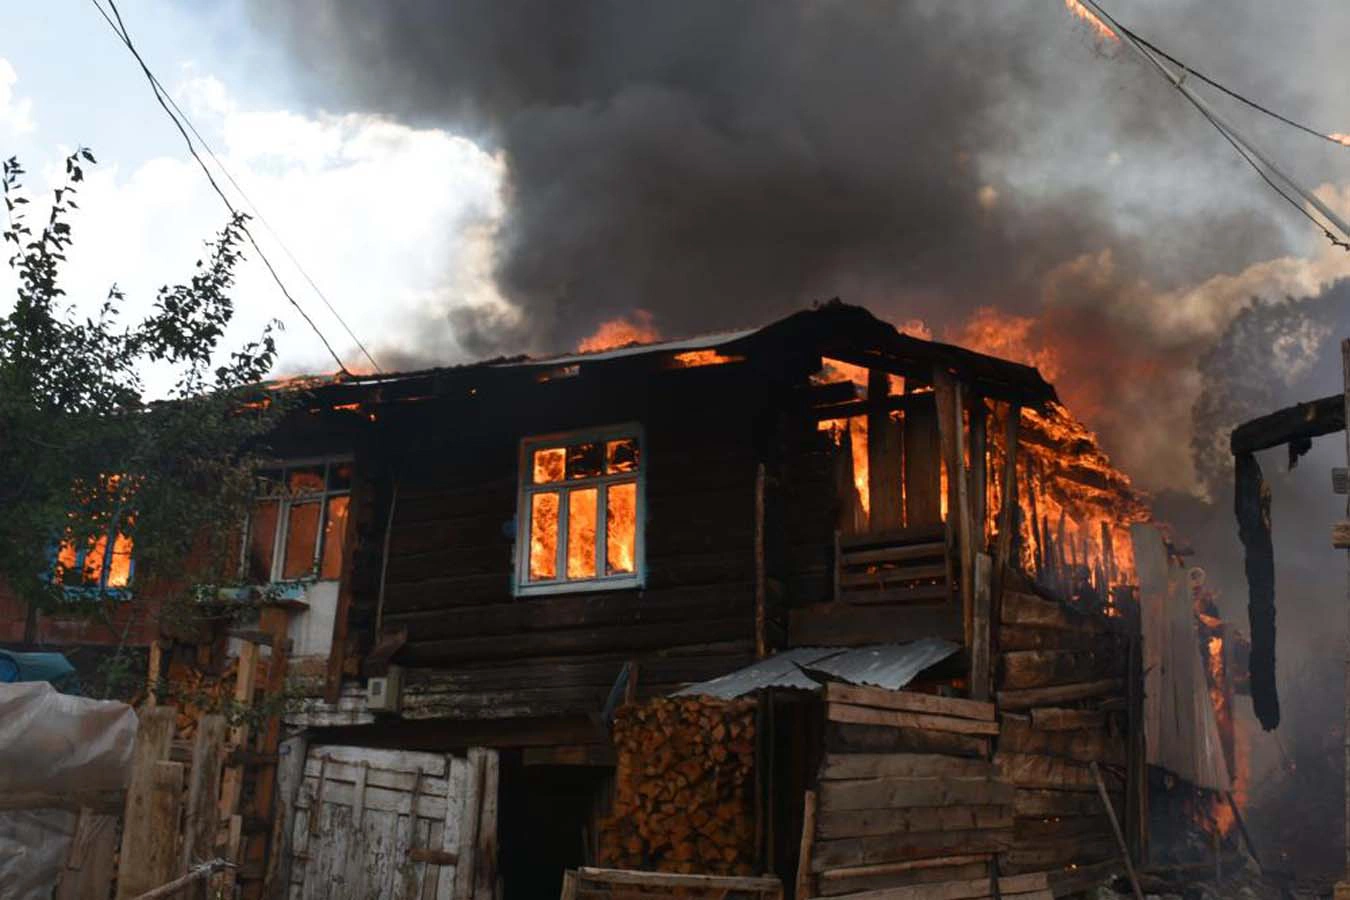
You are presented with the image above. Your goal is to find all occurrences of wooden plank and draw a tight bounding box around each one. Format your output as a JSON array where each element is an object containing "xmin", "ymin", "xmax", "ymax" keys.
[
  {"xmin": 840, "ymin": 564, "xmax": 948, "ymax": 587},
  {"xmin": 263, "ymin": 734, "xmax": 308, "ymax": 900},
  {"xmin": 453, "ymin": 749, "xmax": 485, "ymax": 900},
  {"xmin": 818, "ymin": 861, "xmax": 990, "ymax": 896},
  {"xmin": 816, "ymin": 805, "xmax": 1012, "ymax": 841},
  {"xmin": 575, "ymin": 867, "xmax": 781, "ymax": 892},
  {"xmin": 820, "ymin": 753, "xmax": 992, "ymax": 781},
  {"xmin": 0, "ymin": 790, "xmax": 126, "ymax": 814},
  {"xmin": 819, "ymin": 776, "xmax": 1015, "ymax": 812},
  {"xmin": 970, "ymin": 553, "xmax": 992, "ymax": 701},
  {"xmin": 996, "ymin": 679, "xmax": 1122, "ymax": 711},
  {"xmin": 795, "ymin": 790, "xmax": 817, "ymax": 900},
  {"xmin": 838, "ymin": 583, "xmax": 952, "ymax": 605},
  {"xmin": 827, "ymin": 723, "xmax": 989, "ymax": 760},
  {"xmin": 999, "ymin": 649, "xmax": 1121, "ymax": 691},
  {"xmin": 521, "ymin": 745, "xmax": 616, "ymax": 767},
  {"xmin": 296, "ymin": 778, "xmax": 451, "ymax": 818},
  {"xmin": 755, "ymin": 461, "xmax": 767, "ymax": 659},
  {"xmin": 473, "ymin": 749, "xmax": 500, "ymax": 900},
  {"xmin": 115, "ymin": 706, "xmax": 177, "ymax": 900},
  {"xmin": 55, "ymin": 810, "xmax": 119, "ymax": 900},
  {"xmin": 1000, "ymin": 717, "xmax": 1125, "ymax": 765},
  {"xmin": 308, "ymin": 745, "xmax": 448, "ymax": 776},
  {"xmin": 827, "ymin": 703, "xmax": 1000, "ymax": 736},
  {"xmin": 303, "ymin": 758, "xmax": 452, "ymax": 795},
  {"xmin": 144, "ymin": 761, "xmax": 186, "ymax": 896},
  {"xmin": 1013, "ymin": 788, "xmax": 1120, "ymax": 819},
  {"xmin": 181, "ymin": 714, "xmax": 226, "ymax": 871},
  {"xmin": 902, "ymin": 394, "xmax": 943, "ymax": 527},
  {"xmin": 843, "ymin": 542, "xmax": 946, "ymax": 566},
  {"xmin": 1029, "ymin": 708, "xmax": 1106, "ymax": 731},
  {"xmin": 839, "ymin": 524, "xmax": 946, "ymax": 551},
  {"xmin": 818, "ymin": 855, "xmax": 988, "ymax": 883},
  {"xmin": 811, "ymin": 827, "xmax": 1015, "ymax": 871},
  {"xmin": 934, "ymin": 371, "xmax": 972, "ymax": 649},
  {"xmin": 824, "ymin": 684, "xmax": 994, "ymax": 721},
  {"xmin": 815, "ymin": 871, "xmax": 1048, "ymax": 900}
]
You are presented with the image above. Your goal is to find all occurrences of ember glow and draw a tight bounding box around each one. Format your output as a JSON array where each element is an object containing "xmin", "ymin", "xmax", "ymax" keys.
[
  {"xmin": 577, "ymin": 310, "xmax": 661, "ymax": 352},
  {"xmin": 1330, "ymin": 133, "xmax": 1350, "ymax": 147},
  {"xmin": 1064, "ymin": 0, "xmax": 1118, "ymax": 42},
  {"xmin": 670, "ymin": 349, "xmax": 744, "ymax": 368}
]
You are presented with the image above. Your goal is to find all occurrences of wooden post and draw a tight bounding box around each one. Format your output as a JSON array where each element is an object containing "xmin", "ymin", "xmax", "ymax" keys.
[
  {"xmin": 755, "ymin": 462, "xmax": 767, "ymax": 659},
  {"xmin": 116, "ymin": 707, "xmax": 178, "ymax": 900},
  {"xmin": 971, "ymin": 552, "xmax": 993, "ymax": 701},
  {"xmin": 935, "ymin": 370, "xmax": 974, "ymax": 649},
  {"xmin": 1341, "ymin": 338, "xmax": 1350, "ymax": 892},
  {"xmin": 794, "ymin": 790, "xmax": 816, "ymax": 900},
  {"xmin": 867, "ymin": 369, "xmax": 903, "ymax": 530},
  {"xmin": 992, "ymin": 404, "xmax": 1020, "ymax": 656},
  {"xmin": 326, "ymin": 465, "xmax": 370, "ymax": 703},
  {"xmin": 181, "ymin": 715, "xmax": 226, "ymax": 871},
  {"xmin": 970, "ymin": 397, "xmax": 988, "ymax": 548}
]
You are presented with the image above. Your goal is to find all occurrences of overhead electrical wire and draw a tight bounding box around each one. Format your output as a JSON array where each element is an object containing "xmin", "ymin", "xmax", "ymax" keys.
[
  {"xmin": 1117, "ymin": 27, "xmax": 1350, "ymax": 152},
  {"xmin": 88, "ymin": 0, "xmax": 383, "ymax": 375},
  {"xmin": 1080, "ymin": 0, "xmax": 1350, "ymax": 251}
]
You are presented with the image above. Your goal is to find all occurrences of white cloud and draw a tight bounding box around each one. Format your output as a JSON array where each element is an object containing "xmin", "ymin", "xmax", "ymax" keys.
[
  {"xmin": 0, "ymin": 58, "xmax": 35, "ymax": 134},
  {"xmin": 2, "ymin": 74, "xmax": 510, "ymax": 390}
]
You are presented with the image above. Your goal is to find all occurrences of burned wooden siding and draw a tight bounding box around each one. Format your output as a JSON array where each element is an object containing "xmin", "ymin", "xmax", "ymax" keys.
[{"xmin": 365, "ymin": 361, "xmax": 780, "ymax": 721}]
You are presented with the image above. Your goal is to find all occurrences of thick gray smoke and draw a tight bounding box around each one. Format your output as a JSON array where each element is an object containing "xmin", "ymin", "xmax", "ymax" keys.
[{"xmin": 247, "ymin": 0, "xmax": 1350, "ymax": 491}]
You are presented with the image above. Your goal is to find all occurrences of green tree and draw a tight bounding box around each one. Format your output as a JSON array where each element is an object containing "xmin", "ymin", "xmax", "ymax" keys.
[{"xmin": 0, "ymin": 149, "xmax": 288, "ymax": 667}]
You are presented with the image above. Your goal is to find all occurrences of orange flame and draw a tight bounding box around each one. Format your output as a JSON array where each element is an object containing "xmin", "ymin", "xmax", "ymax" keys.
[
  {"xmin": 578, "ymin": 311, "xmax": 662, "ymax": 352},
  {"xmin": 1064, "ymin": 0, "xmax": 1118, "ymax": 41},
  {"xmin": 670, "ymin": 349, "xmax": 744, "ymax": 368},
  {"xmin": 1330, "ymin": 133, "xmax": 1350, "ymax": 147}
]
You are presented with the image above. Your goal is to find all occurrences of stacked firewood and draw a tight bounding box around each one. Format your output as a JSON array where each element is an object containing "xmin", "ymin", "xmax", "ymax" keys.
[
  {"xmin": 995, "ymin": 586, "xmax": 1130, "ymax": 875},
  {"xmin": 598, "ymin": 696, "xmax": 757, "ymax": 875}
]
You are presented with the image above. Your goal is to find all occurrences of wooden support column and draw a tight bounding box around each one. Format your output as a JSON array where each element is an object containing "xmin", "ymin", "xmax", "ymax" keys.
[
  {"xmin": 970, "ymin": 397, "xmax": 988, "ymax": 549},
  {"xmin": 325, "ymin": 464, "xmax": 372, "ymax": 703},
  {"xmin": 992, "ymin": 405, "xmax": 1021, "ymax": 626},
  {"xmin": 935, "ymin": 370, "xmax": 974, "ymax": 650},
  {"xmin": 867, "ymin": 369, "xmax": 903, "ymax": 531}
]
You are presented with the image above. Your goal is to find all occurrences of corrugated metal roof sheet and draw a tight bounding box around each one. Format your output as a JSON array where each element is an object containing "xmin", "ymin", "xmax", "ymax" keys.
[{"xmin": 671, "ymin": 639, "xmax": 959, "ymax": 700}]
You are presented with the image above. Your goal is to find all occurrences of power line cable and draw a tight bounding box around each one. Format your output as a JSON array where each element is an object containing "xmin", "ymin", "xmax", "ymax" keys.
[
  {"xmin": 88, "ymin": 0, "xmax": 360, "ymax": 375},
  {"xmin": 1116, "ymin": 26, "xmax": 1350, "ymax": 151},
  {"xmin": 1080, "ymin": 0, "xmax": 1350, "ymax": 251}
]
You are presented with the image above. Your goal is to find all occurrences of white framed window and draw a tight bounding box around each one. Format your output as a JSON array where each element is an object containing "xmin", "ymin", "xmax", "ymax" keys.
[
  {"xmin": 244, "ymin": 457, "xmax": 353, "ymax": 584},
  {"xmin": 516, "ymin": 426, "xmax": 644, "ymax": 595}
]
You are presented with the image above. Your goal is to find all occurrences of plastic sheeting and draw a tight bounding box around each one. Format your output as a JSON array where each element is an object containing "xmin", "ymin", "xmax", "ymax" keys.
[
  {"xmin": 1131, "ymin": 523, "xmax": 1231, "ymax": 792},
  {"xmin": 0, "ymin": 682, "xmax": 136, "ymax": 900}
]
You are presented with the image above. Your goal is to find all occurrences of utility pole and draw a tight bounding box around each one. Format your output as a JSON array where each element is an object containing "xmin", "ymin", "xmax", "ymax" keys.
[{"xmin": 1339, "ymin": 339, "xmax": 1350, "ymax": 900}]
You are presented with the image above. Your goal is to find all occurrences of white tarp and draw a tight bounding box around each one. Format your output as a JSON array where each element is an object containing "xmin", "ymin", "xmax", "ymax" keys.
[
  {"xmin": 0, "ymin": 681, "xmax": 136, "ymax": 899},
  {"xmin": 1131, "ymin": 523, "xmax": 1231, "ymax": 792}
]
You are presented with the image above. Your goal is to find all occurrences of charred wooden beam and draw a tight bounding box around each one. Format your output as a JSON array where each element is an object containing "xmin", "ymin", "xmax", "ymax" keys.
[
  {"xmin": 1230, "ymin": 393, "xmax": 1344, "ymax": 455},
  {"xmin": 1234, "ymin": 452, "xmax": 1279, "ymax": 730}
]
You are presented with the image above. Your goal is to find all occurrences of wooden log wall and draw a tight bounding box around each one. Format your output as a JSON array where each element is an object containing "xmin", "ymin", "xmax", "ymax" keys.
[
  {"xmin": 598, "ymin": 697, "xmax": 758, "ymax": 875},
  {"xmin": 368, "ymin": 363, "xmax": 774, "ymax": 723}
]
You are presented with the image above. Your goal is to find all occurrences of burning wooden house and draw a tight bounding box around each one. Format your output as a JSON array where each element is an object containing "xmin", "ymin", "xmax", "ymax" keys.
[{"xmin": 44, "ymin": 301, "xmax": 1248, "ymax": 898}]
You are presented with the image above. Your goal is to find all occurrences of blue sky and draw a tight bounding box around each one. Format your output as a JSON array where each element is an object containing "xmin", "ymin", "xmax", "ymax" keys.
[{"xmin": 1, "ymin": 0, "xmax": 512, "ymax": 381}]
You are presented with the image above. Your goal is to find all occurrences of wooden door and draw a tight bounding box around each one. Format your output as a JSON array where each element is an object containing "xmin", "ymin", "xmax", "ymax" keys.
[{"xmin": 289, "ymin": 745, "xmax": 499, "ymax": 900}]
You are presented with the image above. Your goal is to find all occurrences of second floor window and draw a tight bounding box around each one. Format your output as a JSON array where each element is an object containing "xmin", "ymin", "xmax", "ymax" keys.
[
  {"xmin": 245, "ymin": 459, "xmax": 352, "ymax": 583},
  {"xmin": 517, "ymin": 428, "xmax": 643, "ymax": 594}
]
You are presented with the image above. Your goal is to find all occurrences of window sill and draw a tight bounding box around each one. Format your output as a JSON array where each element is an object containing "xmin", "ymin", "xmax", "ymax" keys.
[{"xmin": 515, "ymin": 576, "xmax": 643, "ymax": 598}]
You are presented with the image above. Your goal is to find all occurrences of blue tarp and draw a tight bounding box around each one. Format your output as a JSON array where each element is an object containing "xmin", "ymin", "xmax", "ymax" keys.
[{"xmin": 0, "ymin": 650, "xmax": 79, "ymax": 692}]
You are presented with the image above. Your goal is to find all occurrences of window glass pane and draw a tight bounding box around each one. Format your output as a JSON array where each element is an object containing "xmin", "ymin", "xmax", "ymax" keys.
[
  {"xmin": 106, "ymin": 533, "xmax": 133, "ymax": 588},
  {"xmin": 529, "ymin": 492, "xmax": 560, "ymax": 580},
  {"xmin": 287, "ymin": 466, "xmax": 325, "ymax": 496},
  {"xmin": 566, "ymin": 442, "xmax": 604, "ymax": 480},
  {"xmin": 606, "ymin": 438, "xmax": 639, "ymax": 474},
  {"xmin": 282, "ymin": 501, "xmax": 321, "ymax": 579},
  {"xmin": 606, "ymin": 482, "xmax": 637, "ymax": 575},
  {"xmin": 320, "ymin": 495, "xmax": 350, "ymax": 580},
  {"xmin": 247, "ymin": 501, "xmax": 279, "ymax": 583},
  {"xmin": 327, "ymin": 461, "xmax": 353, "ymax": 492},
  {"xmin": 532, "ymin": 448, "xmax": 565, "ymax": 484},
  {"xmin": 566, "ymin": 488, "xmax": 598, "ymax": 579}
]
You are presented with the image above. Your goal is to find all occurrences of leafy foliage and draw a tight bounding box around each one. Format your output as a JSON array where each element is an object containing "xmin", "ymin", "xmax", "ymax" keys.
[{"xmin": 0, "ymin": 149, "xmax": 290, "ymax": 624}]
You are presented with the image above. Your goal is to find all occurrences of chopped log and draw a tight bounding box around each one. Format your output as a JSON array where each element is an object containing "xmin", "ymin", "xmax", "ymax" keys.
[
  {"xmin": 812, "ymin": 827, "xmax": 1015, "ymax": 871},
  {"xmin": 999, "ymin": 649, "xmax": 1121, "ymax": 691},
  {"xmin": 820, "ymin": 776, "xmax": 1015, "ymax": 812},
  {"xmin": 827, "ymin": 704, "xmax": 1000, "ymax": 736},
  {"xmin": 824, "ymin": 683, "xmax": 995, "ymax": 721},
  {"xmin": 993, "ymin": 752, "xmax": 1099, "ymax": 791},
  {"xmin": 1000, "ymin": 591, "xmax": 1106, "ymax": 633},
  {"xmin": 996, "ymin": 679, "xmax": 1122, "ymax": 711},
  {"xmin": 1013, "ymin": 788, "xmax": 1120, "ymax": 818},
  {"xmin": 820, "ymin": 753, "xmax": 992, "ymax": 782},
  {"xmin": 999, "ymin": 717, "xmax": 1126, "ymax": 765},
  {"xmin": 1028, "ymin": 707, "xmax": 1105, "ymax": 731},
  {"xmin": 817, "ymin": 805, "xmax": 1012, "ymax": 841}
]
